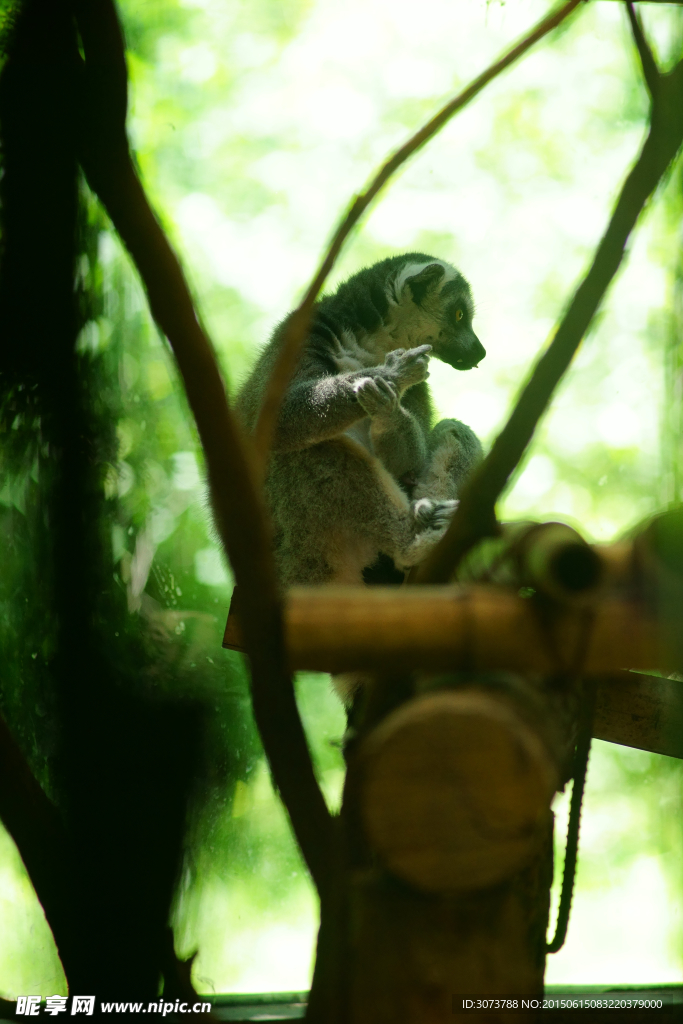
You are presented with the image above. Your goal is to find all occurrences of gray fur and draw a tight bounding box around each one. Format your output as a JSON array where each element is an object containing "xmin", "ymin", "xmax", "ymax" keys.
[{"xmin": 236, "ymin": 253, "xmax": 485, "ymax": 589}]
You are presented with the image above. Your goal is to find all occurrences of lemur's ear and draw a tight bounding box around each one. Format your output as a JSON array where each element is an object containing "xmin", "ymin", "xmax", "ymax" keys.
[{"xmin": 406, "ymin": 263, "xmax": 446, "ymax": 305}]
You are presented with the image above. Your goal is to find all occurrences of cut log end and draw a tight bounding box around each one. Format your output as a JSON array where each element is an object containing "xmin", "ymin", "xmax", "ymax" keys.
[{"xmin": 360, "ymin": 690, "xmax": 558, "ymax": 894}]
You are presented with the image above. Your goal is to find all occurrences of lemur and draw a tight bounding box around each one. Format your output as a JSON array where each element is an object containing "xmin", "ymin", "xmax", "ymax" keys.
[{"xmin": 236, "ymin": 253, "xmax": 485, "ymax": 591}]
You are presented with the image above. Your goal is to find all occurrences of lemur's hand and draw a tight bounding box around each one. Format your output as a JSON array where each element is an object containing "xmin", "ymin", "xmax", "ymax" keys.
[
  {"xmin": 383, "ymin": 344, "xmax": 432, "ymax": 392},
  {"xmin": 354, "ymin": 377, "xmax": 400, "ymax": 418},
  {"xmin": 413, "ymin": 497, "xmax": 459, "ymax": 530}
]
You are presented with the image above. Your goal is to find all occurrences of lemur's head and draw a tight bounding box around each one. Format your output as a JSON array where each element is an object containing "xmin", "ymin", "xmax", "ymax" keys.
[{"xmin": 397, "ymin": 260, "xmax": 485, "ymax": 371}]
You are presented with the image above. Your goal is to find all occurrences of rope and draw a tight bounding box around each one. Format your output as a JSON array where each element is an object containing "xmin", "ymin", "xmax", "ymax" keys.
[{"xmin": 546, "ymin": 679, "xmax": 597, "ymax": 954}]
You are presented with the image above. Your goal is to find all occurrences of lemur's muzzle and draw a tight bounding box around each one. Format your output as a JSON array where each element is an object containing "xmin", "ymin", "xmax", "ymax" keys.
[{"xmin": 453, "ymin": 332, "xmax": 486, "ymax": 370}]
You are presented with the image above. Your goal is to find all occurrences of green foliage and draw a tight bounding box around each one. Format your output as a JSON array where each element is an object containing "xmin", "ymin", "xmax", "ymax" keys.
[{"xmin": 0, "ymin": 0, "xmax": 19, "ymax": 63}]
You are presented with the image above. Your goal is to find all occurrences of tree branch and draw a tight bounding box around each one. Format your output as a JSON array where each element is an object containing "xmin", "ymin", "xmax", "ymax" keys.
[
  {"xmin": 72, "ymin": 0, "xmax": 334, "ymax": 895},
  {"xmin": 414, "ymin": 19, "xmax": 683, "ymax": 584},
  {"xmin": 251, "ymin": 0, "xmax": 584, "ymax": 470},
  {"xmin": 625, "ymin": 2, "xmax": 659, "ymax": 97}
]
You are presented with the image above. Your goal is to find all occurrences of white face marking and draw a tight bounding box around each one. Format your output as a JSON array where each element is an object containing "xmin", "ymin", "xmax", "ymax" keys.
[
  {"xmin": 329, "ymin": 259, "xmax": 464, "ymax": 367},
  {"xmin": 388, "ymin": 259, "xmax": 458, "ymax": 303},
  {"xmin": 376, "ymin": 259, "xmax": 460, "ymax": 351}
]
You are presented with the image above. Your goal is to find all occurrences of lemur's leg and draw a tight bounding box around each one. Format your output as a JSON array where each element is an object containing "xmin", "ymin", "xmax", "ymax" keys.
[
  {"xmin": 269, "ymin": 438, "xmax": 459, "ymax": 588},
  {"xmin": 355, "ymin": 377, "xmax": 428, "ymax": 481},
  {"xmin": 412, "ymin": 418, "xmax": 483, "ymax": 503},
  {"xmin": 383, "ymin": 418, "xmax": 483, "ymax": 571},
  {"xmin": 330, "ymin": 441, "xmax": 460, "ymax": 575}
]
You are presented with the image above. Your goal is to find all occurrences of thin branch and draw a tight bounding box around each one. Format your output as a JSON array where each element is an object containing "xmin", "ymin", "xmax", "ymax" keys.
[
  {"xmin": 72, "ymin": 0, "xmax": 334, "ymax": 896},
  {"xmin": 415, "ymin": 27, "xmax": 683, "ymax": 584},
  {"xmin": 625, "ymin": 2, "xmax": 659, "ymax": 97},
  {"xmin": 251, "ymin": 0, "xmax": 584, "ymax": 469}
]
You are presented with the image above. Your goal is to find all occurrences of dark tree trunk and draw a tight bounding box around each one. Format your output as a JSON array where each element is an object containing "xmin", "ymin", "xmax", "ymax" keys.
[{"xmin": 0, "ymin": 0, "xmax": 202, "ymax": 1003}]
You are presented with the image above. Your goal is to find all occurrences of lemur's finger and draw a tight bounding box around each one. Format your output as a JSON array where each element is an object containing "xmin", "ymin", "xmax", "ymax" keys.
[
  {"xmin": 355, "ymin": 376, "xmax": 397, "ymax": 416},
  {"xmin": 406, "ymin": 344, "xmax": 432, "ymax": 358},
  {"xmin": 377, "ymin": 379, "xmax": 397, "ymax": 398},
  {"xmin": 354, "ymin": 378, "xmax": 380, "ymax": 401}
]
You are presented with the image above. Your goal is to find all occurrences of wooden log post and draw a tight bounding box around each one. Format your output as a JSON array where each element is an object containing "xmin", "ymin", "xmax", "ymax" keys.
[
  {"xmin": 345, "ymin": 849, "xmax": 553, "ymax": 1024},
  {"xmin": 338, "ymin": 680, "xmax": 574, "ymax": 1024},
  {"xmin": 359, "ymin": 690, "xmax": 561, "ymax": 894}
]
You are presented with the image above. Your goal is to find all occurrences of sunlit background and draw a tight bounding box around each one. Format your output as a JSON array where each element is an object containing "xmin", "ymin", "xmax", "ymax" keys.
[{"xmin": 1, "ymin": 0, "xmax": 683, "ymax": 998}]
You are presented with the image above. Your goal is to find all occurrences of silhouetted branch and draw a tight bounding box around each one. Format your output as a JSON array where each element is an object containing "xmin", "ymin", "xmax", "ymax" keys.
[
  {"xmin": 251, "ymin": 0, "xmax": 584, "ymax": 469},
  {"xmin": 414, "ymin": 15, "xmax": 683, "ymax": 584},
  {"xmin": 72, "ymin": 0, "xmax": 334, "ymax": 895},
  {"xmin": 625, "ymin": 2, "xmax": 659, "ymax": 97}
]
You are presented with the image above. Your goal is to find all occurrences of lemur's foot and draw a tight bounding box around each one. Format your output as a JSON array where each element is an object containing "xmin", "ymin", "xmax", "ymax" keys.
[
  {"xmin": 395, "ymin": 530, "xmax": 441, "ymax": 572},
  {"xmin": 395, "ymin": 502, "xmax": 458, "ymax": 571},
  {"xmin": 354, "ymin": 376, "xmax": 400, "ymax": 417},
  {"xmin": 413, "ymin": 497, "xmax": 458, "ymax": 530},
  {"xmin": 383, "ymin": 344, "xmax": 432, "ymax": 392}
]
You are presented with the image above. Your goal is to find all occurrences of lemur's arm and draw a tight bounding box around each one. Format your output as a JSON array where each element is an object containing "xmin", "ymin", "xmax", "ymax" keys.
[
  {"xmin": 272, "ymin": 371, "xmax": 370, "ymax": 450},
  {"xmin": 357, "ymin": 378, "xmax": 428, "ymax": 481},
  {"xmin": 271, "ymin": 345, "xmax": 431, "ymax": 453}
]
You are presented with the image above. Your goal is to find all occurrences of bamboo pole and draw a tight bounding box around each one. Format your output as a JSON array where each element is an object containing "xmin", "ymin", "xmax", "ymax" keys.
[
  {"xmin": 224, "ymin": 585, "xmax": 669, "ymax": 675},
  {"xmin": 224, "ymin": 581, "xmax": 678, "ymax": 675}
]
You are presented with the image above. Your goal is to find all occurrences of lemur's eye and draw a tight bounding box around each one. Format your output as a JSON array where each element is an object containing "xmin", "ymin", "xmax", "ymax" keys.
[{"xmin": 455, "ymin": 309, "xmax": 464, "ymax": 322}]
